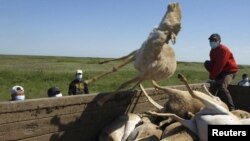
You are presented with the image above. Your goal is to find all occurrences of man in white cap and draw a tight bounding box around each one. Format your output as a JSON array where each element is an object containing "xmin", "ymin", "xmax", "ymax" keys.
[
  {"xmin": 68, "ymin": 69, "xmax": 89, "ymax": 95},
  {"xmin": 10, "ymin": 85, "xmax": 25, "ymax": 101}
]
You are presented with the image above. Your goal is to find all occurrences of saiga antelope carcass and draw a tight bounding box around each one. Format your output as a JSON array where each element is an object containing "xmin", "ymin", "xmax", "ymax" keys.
[
  {"xmin": 85, "ymin": 3, "xmax": 181, "ymax": 106},
  {"xmin": 148, "ymin": 74, "xmax": 250, "ymax": 141}
]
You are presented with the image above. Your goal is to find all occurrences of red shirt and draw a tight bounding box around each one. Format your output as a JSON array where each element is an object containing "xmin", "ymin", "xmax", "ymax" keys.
[{"xmin": 209, "ymin": 44, "xmax": 238, "ymax": 79}]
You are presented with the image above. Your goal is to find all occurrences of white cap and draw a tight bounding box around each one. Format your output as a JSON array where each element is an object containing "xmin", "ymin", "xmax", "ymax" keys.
[
  {"xmin": 11, "ymin": 85, "xmax": 24, "ymax": 95},
  {"xmin": 76, "ymin": 69, "xmax": 83, "ymax": 74}
]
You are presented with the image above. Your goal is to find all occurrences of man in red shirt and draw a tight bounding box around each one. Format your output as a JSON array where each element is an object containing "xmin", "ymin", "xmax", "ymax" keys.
[{"xmin": 204, "ymin": 33, "xmax": 238, "ymax": 111}]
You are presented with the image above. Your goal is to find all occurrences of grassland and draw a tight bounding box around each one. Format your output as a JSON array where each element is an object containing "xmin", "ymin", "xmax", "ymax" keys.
[{"xmin": 0, "ymin": 55, "xmax": 249, "ymax": 101}]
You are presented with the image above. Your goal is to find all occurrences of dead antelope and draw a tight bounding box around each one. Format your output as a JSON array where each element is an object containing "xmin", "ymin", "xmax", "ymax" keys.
[
  {"xmin": 139, "ymin": 83, "xmax": 204, "ymax": 121},
  {"xmin": 99, "ymin": 113, "xmax": 141, "ymax": 141},
  {"xmin": 148, "ymin": 74, "xmax": 250, "ymax": 141},
  {"xmin": 161, "ymin": 122, "xmax": 197, "ymax": 141},
  {"xmin": 84, "ymin": 2, "xmax": 182, "ymax": 106},
  {"xmin": 126, "ymin": 116, "xmax": 163, "ymax": 141}
]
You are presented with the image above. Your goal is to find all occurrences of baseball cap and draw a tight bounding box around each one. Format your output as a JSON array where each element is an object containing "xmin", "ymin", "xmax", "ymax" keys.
[
  {"xmin": 48, "ymin": 87, "xmax": 62, "ymax": 97},
  {"xmin": 208, "ymin": 33, "xmax": 221, "ymax": 41}
]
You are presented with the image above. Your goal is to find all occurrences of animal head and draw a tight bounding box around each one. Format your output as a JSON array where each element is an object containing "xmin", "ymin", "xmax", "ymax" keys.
[
  {"xmin": 159, "ymin": 3, "xmax": 181, "ymax": 33},
  {"xmin": 158, "ymin": 2, "xmax": 181, "ymax": 44}
]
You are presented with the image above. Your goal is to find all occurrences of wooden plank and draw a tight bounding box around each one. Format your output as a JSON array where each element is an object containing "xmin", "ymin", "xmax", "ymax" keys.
[
  {"xmin": 0, "ymin": 83, "xmax": 210, "ymax": 141},
  {"xmin": 17, "ymin": 100, "xmax": 166, "ymax": 141},
  {"xmin": 20, "ymin": 129, "xmax": 86, "ymax": 141},
  {"xmin": 0, "ymin": 83, "xmax": 207, "ymax": 113},
  {"xmin": 0, "ymin": 100, "xmax": 163, "ymax": 141},
  {"xmin": 21, "ymin": 127, "xmax": 102, "ymax": 141},
  {"xmin": 0, "ymin": 107, "xmax": 125, "ymax": 140},
  {"xmin": 0, "ymin": 89, "xmax": 171, "ymax": 124}
]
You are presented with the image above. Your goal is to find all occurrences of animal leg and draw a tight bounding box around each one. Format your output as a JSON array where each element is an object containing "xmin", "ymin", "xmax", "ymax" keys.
[
  {"xmin": 178, "ymin": 74, "xmax": 209, "ymax": 101},
  {"xmin": 97, "ymin": 76, "xmax": 142, "ymax": 107},
  {"xmin": 202, "ymin": 84, "xmax": 219, "ymax": 99},
  {"xmin": 151, "ymin": 80, "xmax": 163, "ymax": 89},
  {"xmin": 151, "ymin": 80, "xmax": 186, "ymax": 96},
  {"xmin": 147, "ymin": 111, "xmax": 197, "ymax": 134},
  {"xmin": 177, "ymin": 74, "xmax": 228, "ymax": 112},
  {"xmin": 159, "ymin": 118, "xmax": 174, "ymax": 127},
  {"xmin": 202, "ymin": 84, "xmax": 213, "ymax": 96},
  {"xmin": 99, "ymin": 50, "xmax": 137, "ymax": 64},
  {"xmin": 187, "ymin": 112, "xmax": 195, "ymax": 118},
  {"xmin": 117, "ymin": 76, "xmax": 142, "ymax": 90},
  {"xmin": 85, "ymin": 55, "xmax": 134, "ymax": 85},
  {"xmin": 139, "ymin": 84, "xmax": 164, "ymax": 110}
]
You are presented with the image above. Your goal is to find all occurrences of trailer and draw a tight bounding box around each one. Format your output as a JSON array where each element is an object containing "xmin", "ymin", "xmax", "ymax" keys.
[{"xmin": 0, "ymin": 83, "xmax": 249, "ymax": 141}]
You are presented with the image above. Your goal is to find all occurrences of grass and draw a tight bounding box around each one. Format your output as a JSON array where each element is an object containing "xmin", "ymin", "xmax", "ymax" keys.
[{"xmin": 0, "ymin": 54, "xmax": 249, "ymax": 101}]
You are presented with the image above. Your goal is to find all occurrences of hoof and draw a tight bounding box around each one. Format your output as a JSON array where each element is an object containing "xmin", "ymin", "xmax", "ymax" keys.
[{"xmin": 84, "ymin": 80, "xmax": 89, "ymax": 85}]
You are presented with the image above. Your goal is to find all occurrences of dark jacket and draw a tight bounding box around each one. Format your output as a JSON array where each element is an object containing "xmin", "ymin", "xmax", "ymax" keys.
[{"xmin": 68, "ymin": 79, "xmax": 89, "ymax": 95}]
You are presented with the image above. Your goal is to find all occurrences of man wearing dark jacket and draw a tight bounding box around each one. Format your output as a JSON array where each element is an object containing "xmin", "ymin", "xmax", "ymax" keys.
[
  {"xmin": 204, "ymin": 33, "xmax": 238, "ymax": 111},
  {"xmin": 68, "ymin": 69, "xmax": 89, "ymax": 95}
]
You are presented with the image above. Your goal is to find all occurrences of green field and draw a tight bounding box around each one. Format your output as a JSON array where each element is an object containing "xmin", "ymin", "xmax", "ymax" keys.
[{"xmin": 0, "ymin": 55, "xmax": 249, "ymax": 101}]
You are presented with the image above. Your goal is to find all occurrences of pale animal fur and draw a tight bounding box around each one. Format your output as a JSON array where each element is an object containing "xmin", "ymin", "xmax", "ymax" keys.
[
  {"xmin": 140, "ymin": 83, "xmax": 204, "ymax": 120},
  {"xmin": 140, "ymin": 82, "xmax": 228, "ymax": 120},
  {"xmin": 161, "ymin": 122, "xmax": 197, "ymax": 141},
  {"xmin": 99, "ymin": 113, "xmax": 141, "ymax": 141},
  {"xmin": 148, "ymin": 74, "xmax": 250, "ymax": 141},
  {"xmin": 84, "ymin": 3, "xmax": 181, "ymax": 106},
  {"xmin": 231, "ymin": 109, "xmax": 250, "ymax": 119},
  {"xmin": 126, "ymin": 116, "xmax": 163, "ymax": 141}
]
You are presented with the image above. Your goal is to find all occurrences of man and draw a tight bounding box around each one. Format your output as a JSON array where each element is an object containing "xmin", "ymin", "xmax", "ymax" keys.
[
  {"xmin": 10, "ymin": 85, "xmax": 25, "ymax": 101},
  {"xmin": 238, "ymin": 73, "xmax": 250, "ymax": 86},
  {"xmin": 68, "ymin": 69, "xmax": 89, "ymax": 95},
  {"xmin": 48, "ymin": 86, "xmax": 63, "ymax": 97},
  {"xmin": 204, "ymin": 33, "xmax": 238, "ymax": 111}
]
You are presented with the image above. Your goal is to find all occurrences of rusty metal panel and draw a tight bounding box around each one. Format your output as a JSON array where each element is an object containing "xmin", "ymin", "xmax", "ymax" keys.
[{"xmin": 229, "ymin": 85, "xmax": 250, "ymax": 112}]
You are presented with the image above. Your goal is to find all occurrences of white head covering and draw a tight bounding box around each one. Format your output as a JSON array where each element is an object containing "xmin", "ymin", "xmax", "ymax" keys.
[
  {"xmin": 75, "ymin": 69, "xmax": 83, "ymax": 80},
  {"xmin": 76, "ymin": 69, "xmax": 83, "ymax": 74},
  {"xmin": 11, "ymin": 85, "xmax": 25, "ymax": 100},
  {"xmin": 11, "ymin": 85, "xmax": 24, "ymax": 95}
]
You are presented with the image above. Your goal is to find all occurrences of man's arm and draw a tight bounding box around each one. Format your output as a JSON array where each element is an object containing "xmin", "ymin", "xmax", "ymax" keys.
[
  {"xmin": 68, "ymin": 82, "xmax": 75, "ymax": 95},
  {"xmin": 84, "ymin": 83, "xmax": 89, "ymax": 94}
]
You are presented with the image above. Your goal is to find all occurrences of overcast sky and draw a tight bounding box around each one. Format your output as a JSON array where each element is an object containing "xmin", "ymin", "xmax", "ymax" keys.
[{"xmin": 0, "ymin": 0, "xmax": 250, "ymax": 65}]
